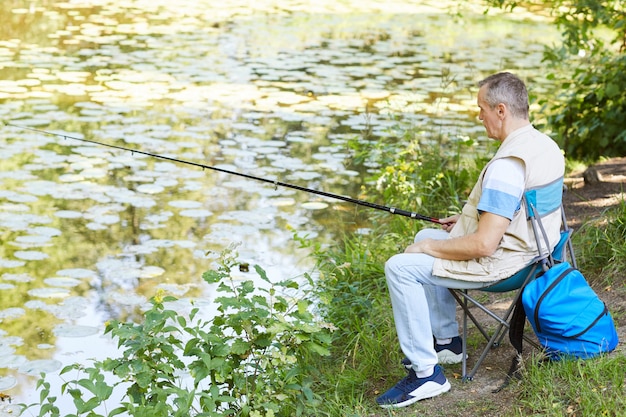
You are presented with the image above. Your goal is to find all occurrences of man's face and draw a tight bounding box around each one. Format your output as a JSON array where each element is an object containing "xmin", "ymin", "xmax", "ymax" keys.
[{"xmin": 477, "ymin": 85, "xmax": 502, "ymax": 141}]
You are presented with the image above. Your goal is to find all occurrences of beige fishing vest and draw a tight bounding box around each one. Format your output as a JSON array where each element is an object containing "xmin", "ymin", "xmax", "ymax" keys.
[{"xmin": 432, "ymin": 124, "xmax": 565, "ymax": 282}]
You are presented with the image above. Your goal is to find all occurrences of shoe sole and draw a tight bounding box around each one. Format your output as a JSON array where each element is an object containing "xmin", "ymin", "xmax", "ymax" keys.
[
  {"xmin": 437, "ymin": 350, "xmax": 465, "ymax": 364},
  {"xmin": 378, "ymin": 380, "xmax": 451, "ymax": 409},
  {"xmin": 402, "ymin": 352, "xmax": 466, "ymax": 369}
]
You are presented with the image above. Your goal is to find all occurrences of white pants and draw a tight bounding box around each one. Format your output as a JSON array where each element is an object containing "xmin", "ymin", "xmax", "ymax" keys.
[{"xmin": 384, "ymin": 229, "xmax": 497, "ymax": 372}]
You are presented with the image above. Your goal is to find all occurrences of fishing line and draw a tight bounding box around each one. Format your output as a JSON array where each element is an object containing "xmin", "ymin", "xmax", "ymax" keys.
[{"xmin": 4, "ymin": 122, "xmax": 443, "ymax": 224}]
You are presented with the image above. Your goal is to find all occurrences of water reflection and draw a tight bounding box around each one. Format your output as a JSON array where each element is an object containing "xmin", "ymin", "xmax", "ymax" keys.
[{"xmin": 0, "ymin": 0, "xmax": 558, "ymax": 411}]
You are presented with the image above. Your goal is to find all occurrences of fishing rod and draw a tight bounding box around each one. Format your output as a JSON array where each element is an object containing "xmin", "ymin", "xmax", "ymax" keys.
[{"xmin": 4, "ymin": 122, "xmax": 443, "ymax": 224}]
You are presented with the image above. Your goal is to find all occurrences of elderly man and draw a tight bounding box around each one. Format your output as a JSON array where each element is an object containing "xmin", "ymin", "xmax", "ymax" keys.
[{"xmin": 377, "ymin": 72, "xmax": 564, "ymax": 408}]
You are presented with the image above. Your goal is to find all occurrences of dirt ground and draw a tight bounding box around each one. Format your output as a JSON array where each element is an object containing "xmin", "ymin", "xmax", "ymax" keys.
[
  {"xmin": 563, "ymin": 157, "xmax": 626, "ymax": 230},
  {"xmin": 373, "ymin": 157, "xmax": 626, "ymax": 417}
]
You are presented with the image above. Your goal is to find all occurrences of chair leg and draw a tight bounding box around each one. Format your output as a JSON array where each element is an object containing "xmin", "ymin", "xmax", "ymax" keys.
[
  {"xmin": 465, "ymin": 324, "xmax": 507, "ymax": 380},
  {"xmin": 462, "ymin": 291, "xmax": 468, "ymax": 379},
  {"xmin": 452, "ymin": 289, "xmax": 508, "ymax": 381},
  {"xmin": 449, "ymin": 290, "xmax": 490, "ymax": 341},
  {"xmin": 449, "ymin": 288, "xmax": 541, "ymax": 381}
]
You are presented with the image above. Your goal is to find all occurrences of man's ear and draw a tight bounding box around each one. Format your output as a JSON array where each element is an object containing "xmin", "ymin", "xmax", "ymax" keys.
[{"xmin": 497, "ymin": 103, "xmax": 506, "ymax": 119}]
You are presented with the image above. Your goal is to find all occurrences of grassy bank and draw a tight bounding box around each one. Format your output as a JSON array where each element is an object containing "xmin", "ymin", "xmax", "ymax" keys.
[{"xmin": 306, "ymin": 137, "xmax": 626, "ymax": 416}]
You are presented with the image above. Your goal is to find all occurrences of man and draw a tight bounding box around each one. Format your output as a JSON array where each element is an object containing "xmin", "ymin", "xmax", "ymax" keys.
[{"xmin": 377, "ymin": 72, "xmax": 565, "ymax": 408}]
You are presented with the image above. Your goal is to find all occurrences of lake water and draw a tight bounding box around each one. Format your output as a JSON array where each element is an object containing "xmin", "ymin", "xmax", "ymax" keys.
[{"xmin": 0, "ymin": 0, "xmax": 558, "ymax": 413}]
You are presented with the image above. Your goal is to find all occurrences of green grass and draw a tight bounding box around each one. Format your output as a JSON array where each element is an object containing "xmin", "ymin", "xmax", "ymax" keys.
[
  {"xmin": 304, "ymin": 133, "xmax": 626, "ymax": 416},
  {"xmin": 513, "ymin": 354, "xmax": 626, "ymax": 417},
  {"xmin": 572, "ymin": 198, "xmax": 626, "ymax": 286}
]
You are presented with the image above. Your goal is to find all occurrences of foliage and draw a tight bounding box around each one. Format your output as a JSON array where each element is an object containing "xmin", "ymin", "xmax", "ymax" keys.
[
  {"xmin": 25, "ymin": 246, "xmax": 333, "ymax": 417},
  {"xmin": 571, "ymin": 197, "xmax": 626, "ymax": 284},
  {"xmin": 347, "ymin": 125, "xmax": 491, "ymax": 228},
  {"xmin": 483, "ymin": 0, "xmax": 626, "ymax": 159},
  {"xmin": 514, "ymin": 353, "xmax": 626, "ymax": 417},
  {"xmin": 541, "ymin": 44, "xmax": 626, "ymax": 159},
  {"xmin": 301, "ymin": 231, "xmax": 400, "ymax": 415}
]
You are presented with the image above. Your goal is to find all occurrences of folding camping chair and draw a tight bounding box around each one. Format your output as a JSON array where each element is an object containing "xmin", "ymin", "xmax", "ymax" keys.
[{"xmin": 449, "ymin": 185, "xmax": 577, "ymax": 381}]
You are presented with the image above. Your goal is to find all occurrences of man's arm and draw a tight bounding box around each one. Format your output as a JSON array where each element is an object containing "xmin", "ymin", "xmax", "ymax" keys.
[{"xmin": 405, "ymin": 212, "xmax": 510, "ymax": 260}]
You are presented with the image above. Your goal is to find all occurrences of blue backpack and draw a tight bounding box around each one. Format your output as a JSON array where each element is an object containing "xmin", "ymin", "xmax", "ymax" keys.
[{"xmin": 521, "ymin": 261, "xmax": 619, "ymax": 359}]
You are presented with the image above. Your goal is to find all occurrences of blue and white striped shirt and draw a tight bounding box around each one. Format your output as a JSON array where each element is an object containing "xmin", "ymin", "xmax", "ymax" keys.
[{"xmin": 477, "ymin": 157, "xmax": 525, "ymax": 220}]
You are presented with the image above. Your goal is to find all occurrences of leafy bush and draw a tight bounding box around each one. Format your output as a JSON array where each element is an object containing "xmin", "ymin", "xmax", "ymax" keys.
[
  {"xmin": 347, "ymin": 127, "xmax": 490, "ymax": 227},
  {"xmin": 26, "ymin": 247, "xmax": 333, "ymax": 417},
  {"xmin": 483, "ymin": 0, "xmax": 626, "ymax": 160},
  {"xmin": 542, "ymin": 51, "xmax": 626, "ymax": 159}
]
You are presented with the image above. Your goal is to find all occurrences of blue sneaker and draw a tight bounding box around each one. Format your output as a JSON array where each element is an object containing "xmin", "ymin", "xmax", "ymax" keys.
[
  {"xmin": 401, "ymin": 336, "xmax": 465, "ymax": 368},
  {"xmin": 376, "ymin": 365, "xmax": 451, "ymax": 408}
]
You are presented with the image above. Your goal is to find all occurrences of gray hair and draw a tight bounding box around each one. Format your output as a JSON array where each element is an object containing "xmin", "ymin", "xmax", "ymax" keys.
[{"xmin": 478, "ymin": 72, "xmax": 529, "ymax": 119}]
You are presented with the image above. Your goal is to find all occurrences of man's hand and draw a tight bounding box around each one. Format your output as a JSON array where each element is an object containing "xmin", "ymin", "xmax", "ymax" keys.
[
  {"xmin": 439, "ymin": 214, "xmax": 460, "ymax": 232},
  {"xmin": 404, "ymin": 239, "xmax": 431, "ymax": 254}
]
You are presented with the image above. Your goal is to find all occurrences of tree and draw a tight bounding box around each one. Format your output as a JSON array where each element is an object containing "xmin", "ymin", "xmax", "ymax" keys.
[{"xmin": 485, "ymin": 1, "xmax": 626, "ymax": 160}]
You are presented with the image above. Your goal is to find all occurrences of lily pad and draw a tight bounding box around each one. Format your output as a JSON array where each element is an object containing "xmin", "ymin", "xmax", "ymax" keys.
[
  {"xmin": 13, "ymin": 250, "xmax": 48, "ymax": 260},
  {"xmin": 107, "ymin": 292, "xmax": 146, "ymax": 306},
  {"xmin": 27, "ymin": 287, "xmax": 71, "ymax": 299},
  {"xmin": 139, "ymin": 265, "xmax": 165, "ymax": 279},
  {"xmin": 269, "ymin": 197, "xmax": 296, "ymax": 207},
  {"xmin": 18, "ymin": 359, "xmax": 62, "ymax": 375},
  {"xmin": 0, "ymin": 354, "xmax": 27, "ymax": 369},
  {"xmin": 1, "ymin": 273, "xmax": 33, "ymax": 282},
  {"xmin": 180, "ymin": 209, "xmax": 212, "ymax": 218},
  {"xmin": 85, "ymin": 222, "xmax": 108, "ymax": 230},
  {"xmin": 0, "ymin": 376, "xmax": 17, "ymax": 391},
  {"xmin": 29, "ymin": 226, "xmax": 62, "ymax": 236},
  {"xmin": 0, "ymin": 308, "xmax": 25, "ymax": 320},
  {"xmin": 0, "ymin": 259, "xmax": 25, "ymax": 268},
  {"xmin": 136, "ymin": 183, "xmax": 165, "ymax": 194},
  {"xmin": 14, "ymin": 234, "xmax": 52, "ymax": 245},
  {"xmin": 301, "ymin": 201, "xmax": 329, "ymax": 210},
  {"xmin": 44, "ymin": 277, "xmax": 82, "ymax": 287},
  {"xmin": 0, "ymin": 404, "xmax": 23, "ymax": 415},
  {"xmin": 53, "ymin": 324, "xmax": 100, "ymax": 338},
  {"xmin": 156, "ymin": 283, "xmax": 191, "ymax": 296}
]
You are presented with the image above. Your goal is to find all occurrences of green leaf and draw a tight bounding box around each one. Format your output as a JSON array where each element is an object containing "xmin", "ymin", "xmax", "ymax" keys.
[
  {"xmin": 300, "ymin": 339, "xmax": 330, "ymax": 356},
  {"xmin": 241, "ymin": 280, "xmax": 255, "ymax": 294},
  {"xmin": 202, "ymin": 270, "xmax": 223, "ymax": 284},
  {"xmin": 605, "ymin": 82, "xmax": 619, "ymax": 98},
  {"xmin": 297, "ymin": 300, "xmax": 309, "ymax": 315},
  {"xmin": 231, "ymin": 340, "xmax": 251, "ymax": 355},
  {"xmin": 254, "ymin": 264, "xmax": 270, "ymax": 282},
  {"xmin": 253, "ymin": 333, "xmax": 273, "ymax": 348},
  {"xmin": 108, "ymin": 406, "xmax": 129, "ymax": 416}
]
